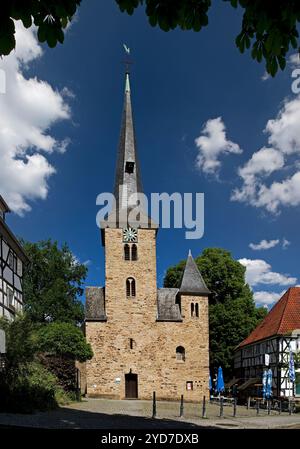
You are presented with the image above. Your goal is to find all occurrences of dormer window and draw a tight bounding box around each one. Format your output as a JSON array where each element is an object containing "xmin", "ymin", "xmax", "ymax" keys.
[{"xmin": 125, "ymin": 161, "xmax": 135, "ymax": 174}]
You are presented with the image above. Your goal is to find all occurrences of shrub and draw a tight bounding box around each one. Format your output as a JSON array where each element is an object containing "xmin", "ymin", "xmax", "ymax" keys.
[
  {"xmin": 35, "ymin": 322, "xmax": 93, "ymax": 362},
  {"xmin": 0, "ymin": 362, "xmax": 57, "ymax": 413},
  {"xmin": 38, "ymin": 353, "xmax": 78, "ymax": 392}
]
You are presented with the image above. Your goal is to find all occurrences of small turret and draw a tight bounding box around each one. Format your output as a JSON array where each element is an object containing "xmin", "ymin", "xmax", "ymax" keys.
[{"xmin": 179, "ymin": 250, "xmax": 210, "ymax": 296}]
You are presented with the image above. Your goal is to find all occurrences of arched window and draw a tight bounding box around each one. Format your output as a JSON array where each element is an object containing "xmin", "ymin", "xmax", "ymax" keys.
[
  {"xmin": 195, "ymin": 303, "xmax": 199, "ymax": 317},
  {"xmin": 191, "ymin": 303, "xmax": 194, "ymax": 317},
  {"xmin": 131, "ymin": 244, "xmax": 138, "ymax": 261},
  {"xmin": 176, "ymin": 346, "xmax": 185, "ymax": 362},
  {"xmin": 126, "ymin": 277, "xmax": 136, "ymax": 297},
  {"xmin": 124, "ymin": 244, "xmax": 130, "ymax": 261}
]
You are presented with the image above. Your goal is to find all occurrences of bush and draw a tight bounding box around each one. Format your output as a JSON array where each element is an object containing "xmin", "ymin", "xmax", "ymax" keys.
[
  {"xmin": 35, "ymin": 322, "xmax": 93, "ymax": 362},
  {"xmin": 0, "ymin": 362, "xmax": 57, "ymax": 413},
  {"xmin": 39, "ymin": 353, "xmax": 78, "ymax": 392},
  {"xmin": 0, "ymin": 361, "xmax": 76, "ymax": 413},
  {"xmin": 0, "ymin": 316, "xmax": 85, "ymax": 412}
]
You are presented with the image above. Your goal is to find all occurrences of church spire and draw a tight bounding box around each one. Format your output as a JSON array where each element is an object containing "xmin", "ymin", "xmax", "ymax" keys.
[
  {"xmin": 113, "ymin": 71, "xmax": 143, "ymax": 211},
  {"xmin": 179, "ymin": 251, "xmax": 210, "ymax": 296}
]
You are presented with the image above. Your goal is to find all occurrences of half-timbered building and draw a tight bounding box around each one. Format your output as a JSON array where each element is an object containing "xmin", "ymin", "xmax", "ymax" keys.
[
  {"xmin": 0, "ymin": 195, "xmax": 28, "ymax": 320},
  {"xmin": 234, "ymin": 287, "xmax": 300, "ymax": 398}
]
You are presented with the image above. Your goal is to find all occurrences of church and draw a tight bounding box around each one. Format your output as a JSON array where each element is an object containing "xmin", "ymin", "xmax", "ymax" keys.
[{"xmin": 85, "ymin": 71, "xmax": 210, "ymax": 401}]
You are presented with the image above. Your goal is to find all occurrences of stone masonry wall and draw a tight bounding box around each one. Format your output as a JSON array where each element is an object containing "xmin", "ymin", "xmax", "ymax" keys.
[{"xmin": 86, "ymin": 228, "xmax": 209, "ymax": 402}]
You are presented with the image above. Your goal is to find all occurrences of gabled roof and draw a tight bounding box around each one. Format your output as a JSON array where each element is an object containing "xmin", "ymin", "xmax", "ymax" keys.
[
  {"xmin": 179, "ymin": 250, "xmax": 210, "ymax": 296},
  {"xmin": 238, "ymin": 287, "xmax": 300, "ymax": 348}
]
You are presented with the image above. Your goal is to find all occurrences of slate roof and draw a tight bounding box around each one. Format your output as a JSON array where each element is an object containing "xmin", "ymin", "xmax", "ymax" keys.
[
  {"xmin": 157, "ymin": 288, "xmax": 182, "ymax": 321},
  {"xmin": 238, "ymin": 287, "xmax": 300, "ymax": 348},
  {"xmin": 101, "ymin": 72, "xmax": 157, "ymax": 234},
  {"xmin": 114, "ymin": 73, "xmax": 143, "ymax": 212},
  {"xmin": 179, "ymin": 251, "xmax": 210, "ymax": 296},
  {"xmin": 85, "ymin": 287, "xmax": 107, "ymax": 321}
]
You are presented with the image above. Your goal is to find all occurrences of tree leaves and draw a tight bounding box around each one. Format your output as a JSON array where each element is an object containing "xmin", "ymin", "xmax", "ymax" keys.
[
  {"xmin": 0, "ymin": 0, "xmax": 82, "ymax": 57},
  {"xmin": 22, "ymin": 239, "xmax": 87, "ymax": 325},
  {"xmin": 35, "ymin": 322, "xmax": 93, "ymax": 362},
  {"xmin": 0, "ymin": 17, "xmax": 16, "ymax": 56},
  {"xmin": 116, "ymin": 0, "xmax": 300, "ymax": 77}
]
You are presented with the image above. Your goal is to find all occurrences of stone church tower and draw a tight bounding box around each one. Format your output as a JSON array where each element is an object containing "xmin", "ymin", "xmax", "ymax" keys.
[{"xmin": 85, "ymin": 72, "xmax": 210, "ymax": 401}]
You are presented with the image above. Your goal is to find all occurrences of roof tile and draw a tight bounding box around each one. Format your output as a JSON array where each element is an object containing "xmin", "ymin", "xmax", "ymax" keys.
[{"xmin": 239, "ymin": 287, "xmax": 300, "ymax": 347}]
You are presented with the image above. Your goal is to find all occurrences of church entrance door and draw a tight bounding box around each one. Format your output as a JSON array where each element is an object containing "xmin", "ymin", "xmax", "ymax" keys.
[{"xmin": 125, "ymin": 373, "xmax": 138, "ymax": 399}]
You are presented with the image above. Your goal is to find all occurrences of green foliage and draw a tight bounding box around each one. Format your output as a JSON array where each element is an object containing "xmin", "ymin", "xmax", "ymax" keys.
[
  {"xmin": 0, "ymin": 361, "xmax": 73, "ymax": 413},
  {"xmin": 0, "ymin": 362, "xmax": 58, "ymax": 413},
  {"xmin": 22, "ymin": 239, "xmax": 87, "ymax": 325},
  {"xmin": 116, "ymin": 0, "xmax": 300, "ymax": 76},
  {"xmin": 164, "ymin": 247, "xmax": 267, "ymax": 375},
  {"xmin": 0, "ymin": 316, "xmax": 83, "ymax": 412},
  {"xmin": 165, "ymin": 248, "xmax": 250, "ymax": 303},
  {"xmin": 0, "ymin": 314, "xmax": 36, "ymax": 376},
  {"xmin": 0, "ymin": 0, "xmax": 82, "ymax": 56},
  {"xmin": 35, "ymin": 322, "xmax": 93, "ymax": 362}
]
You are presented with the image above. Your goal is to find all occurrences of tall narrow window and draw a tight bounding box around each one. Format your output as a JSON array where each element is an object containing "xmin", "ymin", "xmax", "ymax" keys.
[
  {"xmin": 131, "ymin": 278, "xmax": 136, "ymax": 297},
  {"xmin": 131, "ymin": 244, "xmax": 137, "ymax": 261},
  {"xmin": 176, "ymin": 346, "xmax": 185, "ymax": 362},
  {"xmin": 195, "ymin": 303, "xmax": 199, "ymax": 317},
  {"xmin": 191, "ymin": 303, "xmax": 194, "ymax": 317},
  {"xmin": 126, "ymin": 278, "xmax": 131, "ymax": 296},
  {"xmin": 126, "ymin": 277, "xmax": 136, "ymax": 297},
  {"xmin": 124, "ymin": 244, "xmax": 130, "ymax": 261}
]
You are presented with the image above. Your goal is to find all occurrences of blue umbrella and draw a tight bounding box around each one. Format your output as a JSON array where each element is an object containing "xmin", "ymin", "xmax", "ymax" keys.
[
  {"xmin": 262, "ymin": 370, "xmax": 267, "ymax": 399},
  {"xmin": 266, "ymin": 368, "xmax": 273, "ymax": 399},
  {"xmin": 289, "ymin": 347, "xmax": 296, "ymax": 383},
  {"xmin": 209, "ymin": 374, "xmax": 212, "ymax": 391},
  {"xmin": 216, "ymin": 366, "xmax": 225, "ymax": 394}
]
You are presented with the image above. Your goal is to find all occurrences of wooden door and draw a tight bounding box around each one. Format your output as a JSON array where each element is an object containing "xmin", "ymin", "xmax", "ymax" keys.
[{"xmin": 125, "ymin": 373, "xmax": 138, "ymax": 399}]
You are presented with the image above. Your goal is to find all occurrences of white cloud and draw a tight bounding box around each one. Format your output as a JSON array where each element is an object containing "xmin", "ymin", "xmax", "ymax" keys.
[
  {"xmin": 72, "ymin": 254, "xmax": 91, "ymax": 267},
  {"xmin": 239, "ymin": 258, "xmax": 297, "ymax": 287},
  {"xmin": 261, "ymin": 72, "xmax": 270, "ymax": 82},
  {"xmin": 249, "ymin": 238, "xmax": 291, "ymax": 251},
  {"xmin": 249, "ymin": 239, "xmax": 280, "ymax": 251},
  {"xmin": 0, "ymin": 22, "xmax": 71, "ymax": 215},
  {"xmin": 282, "ymin": 238, "xmax": 291, "ymax": 249},
  {"xmin": 289, "ymin": 53, "xmax": 300, "ymax": 68},
  {"xmin": 253, "ymin": 290, "xmax": 285, "ymax": 307},
  {"xmin": 255, "ymin": 171, "xmax": 300, "ymax": 213},
  {"xmin": 232, "ymin": 94, "xmax": 300, "ymax": 213},
  {"xmin": 195, "ymin": 117, "xmax": 242, "ymax": 175},
  {"xmin": 266, "ymin": 96, "xmax": 300, "ymax": 155}
]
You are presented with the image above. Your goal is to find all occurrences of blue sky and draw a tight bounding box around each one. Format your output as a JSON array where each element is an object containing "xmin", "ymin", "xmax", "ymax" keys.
[{"xmin": 1, "ymin": 0, "xmax": 300, "ymax": 308}]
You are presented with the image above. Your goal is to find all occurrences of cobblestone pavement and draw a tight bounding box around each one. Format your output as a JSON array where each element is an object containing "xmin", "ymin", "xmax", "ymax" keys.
[{"xmin": 0, "ymin": 398, "xmax": 300, "ymax": 429}]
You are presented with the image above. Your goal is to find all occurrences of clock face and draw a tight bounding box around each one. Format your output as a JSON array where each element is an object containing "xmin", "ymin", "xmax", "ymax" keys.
[{"xmin": 123, "ymin": 227, "xmax": 138, "ymax": 242}]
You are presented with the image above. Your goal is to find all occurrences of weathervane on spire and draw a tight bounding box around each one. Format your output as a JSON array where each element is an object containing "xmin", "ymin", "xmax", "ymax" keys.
[{"xmin": 123, "ymin": 43, "xmax": 133, "ymax": 73}]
